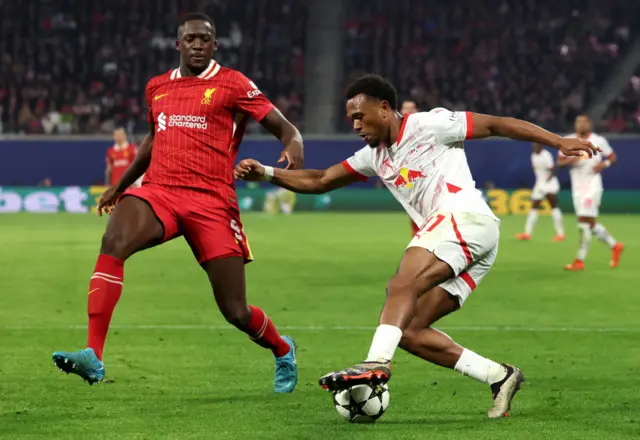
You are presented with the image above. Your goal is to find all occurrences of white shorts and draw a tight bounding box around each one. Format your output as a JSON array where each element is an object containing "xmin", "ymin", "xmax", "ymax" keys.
[
  {"xmin": 407, "ymin": 211, "xmax": 500, "ymax": 306},
  {"xmin": 531, "ymin": 178, "xmax": 560, "ymax": 201},
  {"xmin": 573, "ymin": 191, "xmax": 602, "ymax": 218}
]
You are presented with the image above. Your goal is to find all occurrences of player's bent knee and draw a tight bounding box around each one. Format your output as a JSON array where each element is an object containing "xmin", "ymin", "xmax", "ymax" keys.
[
  {"xmin": 399, "ymin": 329, "xmax": 419, "ymax": 350},
  {"xmin": 386, "ymin": 274, "xmax": 416, "ymax": 298},
  {"xmin": 100, "ymin": 230, "xmax": 132, "ymax": 261},
  {"xmin": 221, "ymin": 306, "xmax": 251, "ymax": 330}
]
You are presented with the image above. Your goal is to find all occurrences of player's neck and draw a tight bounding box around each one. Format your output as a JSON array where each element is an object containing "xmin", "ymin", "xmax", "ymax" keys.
[
  {"xmin": 577, "ymin": 131, "xmax": 590, "ymax": 139},
  {"xmin": 179, "ymin": 63, "xmax": 208, "ymax": 78},
  {"xmin": 387, "ymin": 112, "xmax": 404, "ymax": 146}
]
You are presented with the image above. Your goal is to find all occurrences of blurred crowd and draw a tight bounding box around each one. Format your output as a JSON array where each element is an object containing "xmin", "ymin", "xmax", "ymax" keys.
[
  {"xmin": 603, "ymin": 68, "xmax": 640, "ymax": 132},
  {"xmin": 341, "ymin": 0, "xmax": 640, "ymax": 133},
  {"xmin": 2, "ymin": 0, "xmax": 640, "ymax": 136},
  {"xmin": 0, "ymin": 0, "xmax": 305, "ymax": 135}
]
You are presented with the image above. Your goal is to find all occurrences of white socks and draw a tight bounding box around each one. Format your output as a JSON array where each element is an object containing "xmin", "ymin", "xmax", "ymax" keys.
[
  {"xmin": 454, "ymin": 349, "xmax": 508, "ymax": 384},
  {"xmin": 577, "ymin": 222, "xmax": 592, "ymax": 261},
  {"xmin": 593, "ymin": 223, "xmax": 616, "ymax": 248},
  {"xmin": 524, "ymin": 208, "xmax": 564, "ymax": 236},
  {"xmin": 524, "ymin": 210, "xmax": 538, "ymax": 235},
  {"xmin": 366, "ymin": 325, "xmax": 403, "ymax": 363},
  {"xmin": 551, "ymin": 208, "xmax": 564, "ymax": 236}
]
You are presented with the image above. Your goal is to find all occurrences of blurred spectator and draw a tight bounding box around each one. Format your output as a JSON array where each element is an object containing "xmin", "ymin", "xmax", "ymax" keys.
[
  {"xmin": 339, "ymin": 0, "xmax": 640, "ymax": 133},
  {"xmin": 0, "ymin": 0, "xmax": 306, "ymax": 134},
  {"xmin": 601, "ymin": 68, "xmax": 640, "ymax": 132}
]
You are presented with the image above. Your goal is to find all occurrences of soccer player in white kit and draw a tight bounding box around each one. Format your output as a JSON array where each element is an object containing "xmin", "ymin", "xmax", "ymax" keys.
[
  {"xmin": 234, "ymin": 75, "xmax": 599, "ymax": 418},
  {"xmin": 516, "ymin": 142, "xmax": 565, "ymax": 241},
  {"xmin": 559, "ymin": 115, "xmax": 624, "ymax": 271}
]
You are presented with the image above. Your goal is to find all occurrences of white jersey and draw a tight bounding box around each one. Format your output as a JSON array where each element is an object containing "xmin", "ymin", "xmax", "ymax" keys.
[
  {"xmin": 342, "ymin": 108, "xmax": 496, "ymax": 227},
  {"xmin": 561, "ymin": 132, "xmax": 613, "ymax": 195},
  {"xmin": 531, "ymin": 150, "xmax": 555, "ymax": 184}
]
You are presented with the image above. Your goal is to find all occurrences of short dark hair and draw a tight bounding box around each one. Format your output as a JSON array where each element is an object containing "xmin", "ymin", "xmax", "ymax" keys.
[
  {"xmin": 178, "ymin": 12, "xmax": 216, "ymax": 37},
  {"xmin": 346, "ymin": 74, "xmax": 398, "ymax": 109}
]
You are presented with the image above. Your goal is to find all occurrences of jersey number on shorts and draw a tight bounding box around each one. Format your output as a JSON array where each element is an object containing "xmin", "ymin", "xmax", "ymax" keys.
[
  {"xmin": 230, "ymin": 219, "xmax": 243, "ymax": 242},
  {"xmin": 416, "ymin": 214, "xmax": 446, "ymax": 239}
]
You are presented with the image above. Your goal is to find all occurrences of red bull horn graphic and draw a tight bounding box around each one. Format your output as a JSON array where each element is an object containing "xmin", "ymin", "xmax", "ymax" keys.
[{"xmin": 393, "ymin": 168, "xmax": 426, "ymax": 189}]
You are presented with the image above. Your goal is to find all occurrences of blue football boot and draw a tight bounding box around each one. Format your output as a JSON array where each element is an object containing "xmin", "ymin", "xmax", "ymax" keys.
[
  {"xmin": 52, "ymin": 348, "xmax": 105, "ymax": 385},
  {"xmin": 274, "ymin": 336, "xmax": 297, "ymax": 393}
]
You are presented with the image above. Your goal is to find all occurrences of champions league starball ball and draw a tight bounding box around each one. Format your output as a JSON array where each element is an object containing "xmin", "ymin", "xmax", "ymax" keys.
[{"xmin": 332, "ymin": 383, "xmax": 390, "ymax": 423}]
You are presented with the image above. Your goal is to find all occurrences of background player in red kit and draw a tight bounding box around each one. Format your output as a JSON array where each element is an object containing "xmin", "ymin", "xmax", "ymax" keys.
[
  {"xmin": 52, "ymin": 13, "xmax": 303, "ymax": 393},
  {"xmin": 105, "ymin": 128, "xmax": 138, "ymax": 187}
]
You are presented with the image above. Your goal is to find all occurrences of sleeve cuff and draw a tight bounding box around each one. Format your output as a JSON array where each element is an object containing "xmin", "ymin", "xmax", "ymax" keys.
[
  {"xmin": 341, "ymin": 160, "xmax": 369, "ymax": 181},
  {"xmin": 255, "ymin": 103, "xmax": 275, "ymax": 122},
  {"xmin": 465, "ymin": 112, "xmax": 473, "ymax": 140}
]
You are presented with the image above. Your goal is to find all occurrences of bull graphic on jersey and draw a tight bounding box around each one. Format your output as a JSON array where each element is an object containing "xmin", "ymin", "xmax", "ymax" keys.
[
  {"xmin": 201, "ymin": 88, "xmax": 216, "ymax": 105},
  {"xmin": 393, "ymin": 168, "xmax": 426, "ymax": 189}
]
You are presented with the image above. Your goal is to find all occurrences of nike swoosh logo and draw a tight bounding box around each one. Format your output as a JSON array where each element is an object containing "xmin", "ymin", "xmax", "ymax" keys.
[
  {"xmin": 88, "ymin": 288, "xmax": 100, "ymax": 296},
  {"xmin": 154, "ymin": 94, "xmax": 168, "ymax": 101}
]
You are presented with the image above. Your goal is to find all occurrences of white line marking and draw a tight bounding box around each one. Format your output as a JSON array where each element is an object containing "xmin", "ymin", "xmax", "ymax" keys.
[{"xmin": 3, "ymin": 325, "xmax": 640, "ymax": 333}]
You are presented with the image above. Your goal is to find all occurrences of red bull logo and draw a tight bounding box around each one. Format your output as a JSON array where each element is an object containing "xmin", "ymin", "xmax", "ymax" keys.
[{"xmin": 393, "ymin": 168, "xmax": 426, "ymax": 189}]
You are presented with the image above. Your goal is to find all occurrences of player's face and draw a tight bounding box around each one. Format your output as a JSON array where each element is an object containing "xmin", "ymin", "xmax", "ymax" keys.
[
  {"xmin": 113, "ymin": 129, "xmax": 126, "ymax": 144},
  {"xmin": 532, "ymin": 143, "xmax": 542, "ymax": 154},
  {"xmin": 177, "ymin": 20, "xmax": 218, "ymax": 73},
  {"xmin": 401, "ymin": 101, "xmax": 417, "ymax": 115},
  {"xmin": 346, "ymin": 94, "xmax": 391, "ymax": 148},
  {"xmin": 574, "ymin": 116, "xmax": 592, "ymax": 136}
]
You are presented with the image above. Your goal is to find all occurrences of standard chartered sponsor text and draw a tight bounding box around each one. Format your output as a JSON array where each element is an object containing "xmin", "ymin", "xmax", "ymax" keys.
[{"xmin": 169, "ymin": 114, "xmax": 208, "ymax": 129}]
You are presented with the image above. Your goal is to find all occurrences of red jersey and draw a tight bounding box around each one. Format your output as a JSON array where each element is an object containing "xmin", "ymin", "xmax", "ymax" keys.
[
  {"xmin": 143, "ymin": 60, "xmax": 274, "ymax": 205},
  {"xmin": 107, "ymin": 143, "xmax": 137, "ymax": 186}
]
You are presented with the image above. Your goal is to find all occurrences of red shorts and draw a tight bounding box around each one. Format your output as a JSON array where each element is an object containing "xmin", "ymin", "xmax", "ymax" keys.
[{"xmin": 123, "ymin": 185, "xmax": 253, "ymax": 264}]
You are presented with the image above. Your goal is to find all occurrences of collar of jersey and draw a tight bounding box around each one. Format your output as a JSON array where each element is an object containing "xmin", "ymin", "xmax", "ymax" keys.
[{"xmin": 170, "ymin": 60, "xmax": 220, "ymax": 80}]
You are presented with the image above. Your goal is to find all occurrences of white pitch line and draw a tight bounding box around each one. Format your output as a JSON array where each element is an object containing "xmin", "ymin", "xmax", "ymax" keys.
[{"xmin": 3, "ymin": 324, "xmax": 640, "ymax": 333}]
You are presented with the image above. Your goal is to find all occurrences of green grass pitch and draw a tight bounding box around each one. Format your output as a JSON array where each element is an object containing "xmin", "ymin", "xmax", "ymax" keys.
[{"xmin": 0, "ymin": 212, "xmax": 638, "ymax": 439}]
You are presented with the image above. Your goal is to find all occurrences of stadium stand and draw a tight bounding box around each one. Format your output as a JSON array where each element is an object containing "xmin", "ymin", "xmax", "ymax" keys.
[
  {"xmin": 340, "ymin": 0, "xmax": 640, "ymax": 133},
  {"xmin": 0, "ymin": 0, "xmax": 306, "ymax": 135}
]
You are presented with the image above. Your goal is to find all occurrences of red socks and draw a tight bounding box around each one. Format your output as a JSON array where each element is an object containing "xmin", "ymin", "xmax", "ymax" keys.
[
  {"xmin": 87, "ymin": 254, "xmax": 124, "ymax": 360},
  {"xmin": 247, "ymin": 305, "xmax": 290, "ymax": 357}
]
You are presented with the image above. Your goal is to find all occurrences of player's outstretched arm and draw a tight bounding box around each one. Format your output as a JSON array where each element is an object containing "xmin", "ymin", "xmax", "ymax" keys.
[
  {"xmin": 468, "ymin": 113, "xmax": 601, "ymax": 158},
  {"xmin": 260, "ymin": 108, "xmax": 304, "ymax": 170},
  {"xmin": 234, "ymin": 159, "xmax": 359, "ymax": 194}
]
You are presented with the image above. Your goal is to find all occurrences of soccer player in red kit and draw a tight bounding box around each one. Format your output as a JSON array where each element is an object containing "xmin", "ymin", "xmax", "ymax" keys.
[
  {"xmin": 52, "ymin": 13, "xmax": 303, "ymax": 393},
  {"xmin": 105, "ymin": 128, "xmax": 138, "ymax": 187}
]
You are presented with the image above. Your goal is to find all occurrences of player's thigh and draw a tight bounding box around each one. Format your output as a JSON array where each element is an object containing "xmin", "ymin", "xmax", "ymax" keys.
[
  {"xmin": 407, "ymin": 211, "xmax": 499, "ymax": 304},
  {"xmin": 531, "ymin": 184, "xmax": 545, "ymax": 202},
  {"xmin": 182, "ymin": 204, "xmax": 253, "ymax": 265},
  {"xmin": 389, "ymin": 247, "xmax": 455, "ymax": 299},
  {"xmin": 410, "ymin": 212, "xmax": 499, "ymax": 276},
  {"xmin": 406, "ymin": 286, "xmax": 460, "ymax": 331},
  {"xmin": 573, "ymin": 192, "xmax": 601, "ymax": 218},
  {"xmin": 437, "ymin": 240, "xmax": 498, "ymax": 307},
  {"xmin": 102, "ymin": 191, "xmax": 175, "ymax": 259}
]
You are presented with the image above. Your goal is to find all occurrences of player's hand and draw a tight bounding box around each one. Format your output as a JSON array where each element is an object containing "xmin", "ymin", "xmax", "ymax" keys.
[
  {"xmin": 278, "ymin": 145, "xmax": 304, "ymax": 170},
  {"xmin": 234, "ymin": 159, "xmax": 266, "ymax": 181},
  {"xmin": 97, "ymin": 186, "xmax": 123, "ymax": 216},
  {"xmin": 556, "ymin": 138, "xmax": 600, "ymax": 158}
]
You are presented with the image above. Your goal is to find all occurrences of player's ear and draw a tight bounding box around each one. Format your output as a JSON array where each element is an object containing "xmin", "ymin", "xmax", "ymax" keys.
[
  {"xmin": 175, "ymin": 40, "xmax": 180, "ymax": 51},
  {"xmin": 380, "ymin": 101, "xmax": 390, "ymax": 119}
]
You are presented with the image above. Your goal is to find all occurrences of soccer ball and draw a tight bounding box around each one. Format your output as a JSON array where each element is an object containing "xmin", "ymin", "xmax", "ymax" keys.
[{"xmin": 333, "ymin": 384, "xmax": 390, "ymax": 423}]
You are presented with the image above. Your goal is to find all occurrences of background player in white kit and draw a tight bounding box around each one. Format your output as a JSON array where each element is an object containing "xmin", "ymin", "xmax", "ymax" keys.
[
  {"xmin": 516, "ymin": 142, "xmax": 565, "ymax": 241},
  {"xmin": 234, "ymin": 75, "xmax": 599, "ymax": 418},
  {"xmin": 559, "ymin": 115, "xmax": 624, "ymax": 271}
]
